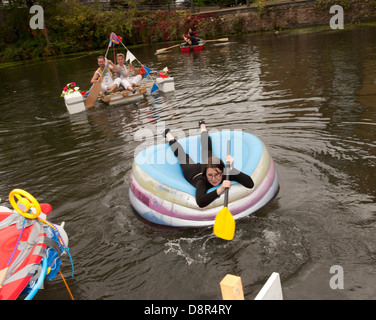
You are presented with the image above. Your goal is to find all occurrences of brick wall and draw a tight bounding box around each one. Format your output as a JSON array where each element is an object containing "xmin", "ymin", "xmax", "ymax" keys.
[{"xmin": 209, "ymin": 1, "xmax": 376, "ymax": 32}]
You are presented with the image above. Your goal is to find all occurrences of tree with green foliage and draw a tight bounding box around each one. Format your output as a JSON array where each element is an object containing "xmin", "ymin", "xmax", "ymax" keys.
[{"xmin": 0, "ymin": 0, "xmax": 241, "ymax": 62}]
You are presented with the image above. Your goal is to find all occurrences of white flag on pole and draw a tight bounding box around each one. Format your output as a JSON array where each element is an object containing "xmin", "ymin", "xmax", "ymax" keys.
[{"xmin": 126, "ymin": 50, "xmax": 136, "ymax": 62}]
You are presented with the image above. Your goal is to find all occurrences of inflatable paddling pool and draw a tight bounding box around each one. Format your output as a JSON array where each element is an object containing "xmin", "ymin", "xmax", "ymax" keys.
[
  {"xmin": 0, "ymin": 189, "xmax": 73, "ymax": 300},
  {"xmin": 129, "ymin": 130, "xmax": 278, "ymax": 227}
]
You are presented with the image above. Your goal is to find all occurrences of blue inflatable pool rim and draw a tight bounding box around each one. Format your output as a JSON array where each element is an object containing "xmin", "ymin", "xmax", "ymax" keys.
[{"xmin": 135, "ymin": 131, "xmax": 264, "ymax": 196}]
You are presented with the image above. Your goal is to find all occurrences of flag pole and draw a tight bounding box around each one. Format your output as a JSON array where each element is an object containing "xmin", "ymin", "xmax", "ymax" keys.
[{"xmin": 115, "ymin": 34, "xmax": 159, "ymax": 92}]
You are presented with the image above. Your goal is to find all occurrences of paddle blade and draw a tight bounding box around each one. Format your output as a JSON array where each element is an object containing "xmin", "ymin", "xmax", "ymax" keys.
[
  {"xmin": 213, "ymin": 207, "xmax": 235, "ymax": 240},
  {"xmin": 205, "ymin": 38, "xmax": 229, "ymax": 43},
  {"xmin": 84, "ymin": 81, "xmax": 102, "ymax": 109},
  {"xmin": 156, "ymin": 43, "xmax": 181, "ymax": 54}
]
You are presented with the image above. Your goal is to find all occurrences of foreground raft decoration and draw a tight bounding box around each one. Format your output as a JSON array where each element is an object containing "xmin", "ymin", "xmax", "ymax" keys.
[
  {"xmin": 60, "ymin": 82, "xmax": 87, "ymax": 98},
  {"xmin": 156, "ymin": 67, "xmax": 175, "ymax": 93},
  {"xmin": 0, "ymin": 189, "xmax": 74, "ymax": 300},
  {"xmin": 159, "ymin": 67, "xmax": 170, "ymax": 79}
]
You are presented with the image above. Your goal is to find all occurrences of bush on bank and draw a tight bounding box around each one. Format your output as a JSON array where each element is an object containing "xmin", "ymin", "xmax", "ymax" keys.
[
  {"xmin": 3, "ymin": 0, "xmax": 370, "ymax": 63},
  {"xmin": 0, "ymin": 0, "xmax": 234, "ymax": 63}
]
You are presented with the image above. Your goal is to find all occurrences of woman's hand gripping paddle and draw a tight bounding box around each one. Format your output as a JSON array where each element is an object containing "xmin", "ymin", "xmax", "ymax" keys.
[{"xmin": 213, "ymin": 140, "xmax": 235, "ymax": 240}]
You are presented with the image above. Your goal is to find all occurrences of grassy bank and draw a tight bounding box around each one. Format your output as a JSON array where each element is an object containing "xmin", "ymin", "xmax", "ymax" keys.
[
  {"xmin": 2, "ymin": 0, "xmax": 375, "ymax": 63},
  {"xmin": 0, "ymin": 1, "xmax": 237, "ymax": 63}
]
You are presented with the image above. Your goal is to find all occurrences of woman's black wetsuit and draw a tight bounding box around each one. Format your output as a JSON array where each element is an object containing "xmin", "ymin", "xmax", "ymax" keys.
[{"xmin": 168, "ymin": 131, "xmax": 254, "ymax": 208}]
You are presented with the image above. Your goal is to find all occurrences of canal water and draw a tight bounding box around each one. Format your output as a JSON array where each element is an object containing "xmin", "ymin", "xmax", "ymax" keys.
[{"xmin": 0, "ymin": 23, "xmax": 375, "ymax": 300}]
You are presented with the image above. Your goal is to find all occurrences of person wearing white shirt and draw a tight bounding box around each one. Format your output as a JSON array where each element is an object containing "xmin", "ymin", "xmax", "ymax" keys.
[{"xmin": 90, "ymin": 55, "xmax": 122, "ymax": 94}]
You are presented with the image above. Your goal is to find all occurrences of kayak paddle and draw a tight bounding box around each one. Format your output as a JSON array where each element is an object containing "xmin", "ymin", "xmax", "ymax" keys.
[{"xmin": 213, "ymin": 140, "xmax": 235, "ymax": 240}]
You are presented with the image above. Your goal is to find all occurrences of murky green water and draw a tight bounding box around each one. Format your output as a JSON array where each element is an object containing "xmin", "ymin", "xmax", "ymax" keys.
[{"xmin": 0, "ymin": 24, "xmax": 375, "ymax": 300}]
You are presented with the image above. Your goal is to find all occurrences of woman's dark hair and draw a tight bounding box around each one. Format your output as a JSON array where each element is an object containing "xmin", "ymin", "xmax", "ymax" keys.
[{"xmin": 202, "ymin": 156, "xmax": 225, "ymax": 176}]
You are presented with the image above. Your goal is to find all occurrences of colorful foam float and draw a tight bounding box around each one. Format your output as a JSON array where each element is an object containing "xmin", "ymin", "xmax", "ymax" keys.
[
  {"xmin": 129, "ymin": 130, "xmax": 278, "ymax": 227},
  {"xmin": 0, "ymin": 189, "xmax": 73, "ymax": 300}
]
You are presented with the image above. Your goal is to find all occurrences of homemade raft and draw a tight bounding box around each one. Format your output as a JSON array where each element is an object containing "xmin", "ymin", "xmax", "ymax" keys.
[
  {"xmin": 129, "ymin": 130, "xmax": 278, "ymax": 227},
  {"xmin": 63, "ymin": 32, "xmax": 172, "ymax": 114},
  {"xmin": 99, "ymin": 86, "xmax": 148, "ymax": 106}
]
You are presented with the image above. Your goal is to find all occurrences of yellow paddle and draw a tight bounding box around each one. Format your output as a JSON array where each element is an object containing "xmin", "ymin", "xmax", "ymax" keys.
[{"xmin": 213, "ymin": 140, "xmax": 235, "ymax": 240}]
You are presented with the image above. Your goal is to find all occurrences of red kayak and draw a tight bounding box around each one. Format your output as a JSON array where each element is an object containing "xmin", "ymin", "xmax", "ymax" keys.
[{"xmin": 180, "ymin": 39, "xmax": 205, "ymax": 53}]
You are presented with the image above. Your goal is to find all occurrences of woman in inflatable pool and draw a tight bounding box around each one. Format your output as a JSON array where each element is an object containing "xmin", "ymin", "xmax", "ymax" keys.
[{"xmin": 163, "ymin": 121, "xmax": 254, "ymax": 208}]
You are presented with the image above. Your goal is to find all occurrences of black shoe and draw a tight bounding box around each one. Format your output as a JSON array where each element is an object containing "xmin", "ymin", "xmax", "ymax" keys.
[
  {"xmin": 163, "ymin": 128, "xmax": 171, "ymax": 138},
  {"xmin": 198, "ymin": 120, "xmax": 206, "ymax": 127}
]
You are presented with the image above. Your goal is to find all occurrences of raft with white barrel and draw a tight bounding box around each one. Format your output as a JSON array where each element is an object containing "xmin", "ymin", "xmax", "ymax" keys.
[{"xmin": 129, "ymin": 130, "xmax": 278, "ymax": 227}]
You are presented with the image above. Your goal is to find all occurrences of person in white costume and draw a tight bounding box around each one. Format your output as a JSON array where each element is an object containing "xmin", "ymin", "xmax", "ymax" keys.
[
  {"xmin": 116, "ymin": 53, "xmax": 143, "ymax": 90},
  {"xmin": 90, "ymin": 56, "xmax": 123, "ymax": 94}
]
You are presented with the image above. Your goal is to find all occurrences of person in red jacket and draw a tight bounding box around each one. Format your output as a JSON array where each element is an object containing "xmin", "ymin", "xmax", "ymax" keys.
[{"xmin": 183, "ymin": 31, "xmax": 199, "ymax": 46}]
